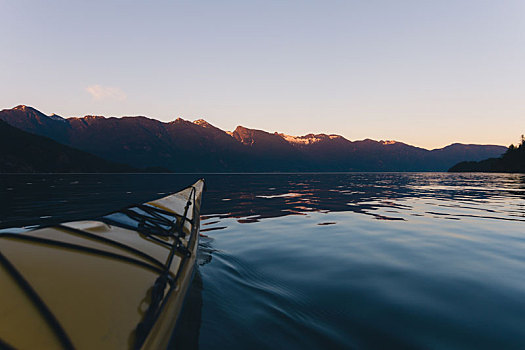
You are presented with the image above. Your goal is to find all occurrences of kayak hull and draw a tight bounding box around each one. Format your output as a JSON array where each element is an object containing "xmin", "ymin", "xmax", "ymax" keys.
[{"xmin": 0, "ymin": 179, "xmax": 205, "ymax": 350}]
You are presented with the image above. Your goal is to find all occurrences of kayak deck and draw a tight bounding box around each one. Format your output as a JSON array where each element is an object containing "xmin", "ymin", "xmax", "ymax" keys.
[{"xmin": 0, "ymin": 179, "xmax": 205, "ymax": 349}]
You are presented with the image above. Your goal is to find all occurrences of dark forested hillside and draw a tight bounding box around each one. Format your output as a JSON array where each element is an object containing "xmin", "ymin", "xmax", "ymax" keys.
[
  {"xmin": 449, "ymin": 136, "xmax": 525, "ymax": 173},
  {"xmin": 0, "ymin": 120, "xmax": 134, "ymax": 173}
]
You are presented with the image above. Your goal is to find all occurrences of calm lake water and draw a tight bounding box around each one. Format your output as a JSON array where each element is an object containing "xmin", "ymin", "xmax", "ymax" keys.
[{"xmin": 1, "ymin": 173, "xmax": 525, "ymax": 349}]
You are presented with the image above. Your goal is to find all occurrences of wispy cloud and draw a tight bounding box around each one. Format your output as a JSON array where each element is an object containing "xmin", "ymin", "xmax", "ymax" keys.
[{"xmin": 86, "ymin": 85, "xmax": 127, "ymax": 101}]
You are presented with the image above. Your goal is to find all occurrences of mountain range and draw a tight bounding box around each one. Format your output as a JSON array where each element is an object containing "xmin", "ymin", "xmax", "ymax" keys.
[{"xmin": 0, "ymin": 105, "xmax": 507, "ymax": 172}]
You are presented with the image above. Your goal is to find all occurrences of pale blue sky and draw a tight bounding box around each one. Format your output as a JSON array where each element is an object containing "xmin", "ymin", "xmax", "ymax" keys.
[{"xmin": 1, "ymin": 0, "xmax": 524, "ymax": 148}]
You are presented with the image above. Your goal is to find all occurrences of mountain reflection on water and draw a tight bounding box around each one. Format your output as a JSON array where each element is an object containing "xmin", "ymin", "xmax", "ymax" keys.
[
  {"xmin": 200, "ymin": 173, "xmax": 525, "ymax": 223},
  {"xmin": 1, "ymin": 173, "xmax": 525, "ymax": 349}
]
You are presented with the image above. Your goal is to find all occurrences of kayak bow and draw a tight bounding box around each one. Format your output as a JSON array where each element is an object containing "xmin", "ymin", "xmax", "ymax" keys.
[{"xmin": 0, "ymin": 179, "xmax": 205, "ymax": 350}]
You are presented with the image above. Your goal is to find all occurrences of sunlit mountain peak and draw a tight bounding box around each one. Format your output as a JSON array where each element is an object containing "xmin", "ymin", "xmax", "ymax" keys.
[
  {"xmin": 279, "ymin": 133, "xmax": 322, "ymax": 145},
  {"xmin": 193, "ymin": 119, "xmax": 211, "ymax": 127}
]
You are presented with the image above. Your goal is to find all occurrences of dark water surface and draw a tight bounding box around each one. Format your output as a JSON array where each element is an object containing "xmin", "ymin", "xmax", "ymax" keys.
[{"xmin": 1, "ymin": 173, "xmax": 525, "ymax": 349}]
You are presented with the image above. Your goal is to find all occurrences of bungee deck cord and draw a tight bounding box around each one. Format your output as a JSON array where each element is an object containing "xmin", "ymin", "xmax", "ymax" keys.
[{"xmin": 133, "ymin": 186, "xmax": 197, "ymax": 349}]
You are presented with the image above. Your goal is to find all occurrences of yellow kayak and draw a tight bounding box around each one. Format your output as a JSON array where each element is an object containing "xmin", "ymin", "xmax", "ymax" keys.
[{"xmin": 0, "ymin": 179, "xmax": 205, "ymax": 349}]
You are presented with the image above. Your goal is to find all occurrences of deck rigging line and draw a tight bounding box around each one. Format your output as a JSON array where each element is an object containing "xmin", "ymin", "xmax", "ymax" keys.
[
  {"xmin": 0, "ymin": 234, "xmax": 164, "ymax": 274},
  {"xmin": 55, "ymin": 224, "xmax": 166, "ymax": 269},
  {"xmin": 132, "ymin": 186, "xmax": 197, "ymax": 349},
  {"xmin": 100, "ymin": 202, "xmax": 195, "ymax": 253},
  {"xmin": 0, "ymin": 250, "xmax": 75, "ymax": 350}
]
